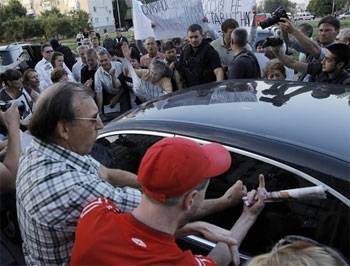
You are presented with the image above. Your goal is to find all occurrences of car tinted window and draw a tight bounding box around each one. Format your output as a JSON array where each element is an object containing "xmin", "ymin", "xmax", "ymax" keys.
[
  {"xmin": 204, "ymin": 151, "xmax": 349, "ymax": 259},
  {"xmin": 92, "ymin": 133, "xmax": 349, "ymax": 261}
]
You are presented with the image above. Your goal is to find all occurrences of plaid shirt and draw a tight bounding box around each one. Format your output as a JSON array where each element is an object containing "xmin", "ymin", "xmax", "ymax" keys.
[{"xmin": 16, "ymin": 138, "xmax": 142, "ymax": 265}]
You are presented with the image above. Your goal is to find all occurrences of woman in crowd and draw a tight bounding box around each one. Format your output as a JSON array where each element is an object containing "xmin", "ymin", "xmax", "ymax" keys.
[
  {"xmin": 263, "ymin": 59, "xmax": 286, "ymax": 80},
  {"xmin": 50, "ymin": 51, "xmax": 75, "ymax": 81},
  {"xmin": 135, "ymin": 59, "xmax": 173, "ymax": 93},
  {"xmin": 0, "ymin": 69, "xmax": 37, "ymax": 129},
  {"xmin": 22, "ymin": 68, "xmax": 41, "ymax": 95},
  {"xmin": 50, "ymin": 68, "xmax": 69, "ymax": 83},
  {"xmin": 244, "ymin": 235, "xmax": 347, "ymax": 266}
]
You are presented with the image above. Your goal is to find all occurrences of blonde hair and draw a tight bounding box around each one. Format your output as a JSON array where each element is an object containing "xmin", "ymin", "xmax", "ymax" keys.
[{"xmin": 245, "ymin": 240, "xmax": 346, "ymax": 266}]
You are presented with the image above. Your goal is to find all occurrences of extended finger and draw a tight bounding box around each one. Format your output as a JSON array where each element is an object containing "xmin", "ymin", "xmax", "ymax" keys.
[{"xmin": 258, "ymin": 174, "xmax": 265, "ymax": 189}]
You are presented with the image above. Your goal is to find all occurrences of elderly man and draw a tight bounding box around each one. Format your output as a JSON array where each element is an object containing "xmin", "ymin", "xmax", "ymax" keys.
[
  {"xmin": 16, "ymin": 81, "xmax": 253, "ymax": 265},
  {"xmin": 140, "ymin": 36, "xmax": 166, "ymax": 68},
  {"xmin": 71, "ymin": 45, "xmax": 89, "ymax": 82},
  {"xmin": 16, "ymin": 82, "xmax": 141, "ymax": 265},
  {"xmin": 94, "ymin": 50, "xmax": 131, "ymax": 114}
]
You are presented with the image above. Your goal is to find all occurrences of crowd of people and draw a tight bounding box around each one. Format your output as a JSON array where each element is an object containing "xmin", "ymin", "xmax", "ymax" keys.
[{"xmin": 0, "ymin": 13, "xmax": 349, "ymax": 266}]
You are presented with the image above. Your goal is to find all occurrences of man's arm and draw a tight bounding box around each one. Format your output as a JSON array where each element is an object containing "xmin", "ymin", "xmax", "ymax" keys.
[
  {"xmin": 0, "ymin": 103, "xmax": 21, "ymax": 191},
  {"xmin": 98, "ymin": 164, "xmax": 141, "ymax": 190},
  {"xmin": 214, "ymin": 67, "xmax": 224, "ymax": 82},
  {"xmin": 279, "ymin": 18, "xmax": 321, "ymax": 58},
  {"xmin": 208, "ymin": 174, "xmax": 266, "ymax": 266},
  {"xmin": 193, "ymin": 180, "xmax": 246, "ymax": 219},
  {"xmin": 272, "ymin": 46, "xmax": 308, "ymax": 74}
]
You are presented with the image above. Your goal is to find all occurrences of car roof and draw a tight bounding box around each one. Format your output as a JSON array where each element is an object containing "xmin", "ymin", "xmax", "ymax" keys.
[{"xmin": 101, "ymin": 80, "xmax": 350, "ymax": 180}]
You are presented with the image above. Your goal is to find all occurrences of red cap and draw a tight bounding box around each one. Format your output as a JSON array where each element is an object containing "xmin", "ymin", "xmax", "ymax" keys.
[{"xmin": 137, "ymin": 137, "xmax": 231, "ymax": 202}]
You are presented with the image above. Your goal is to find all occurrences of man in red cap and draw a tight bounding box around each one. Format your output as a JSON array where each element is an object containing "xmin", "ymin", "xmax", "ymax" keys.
[{"xmin": 71, "ymin": 137, "xmax": 266, "ymax": 265}]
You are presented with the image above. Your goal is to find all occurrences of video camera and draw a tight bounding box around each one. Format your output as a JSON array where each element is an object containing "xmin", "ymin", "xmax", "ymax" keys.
[
  {"xmin": 260, "ymin": 6, "xmax": 289, "ymax": 29},
  {"xmin": 262, "ymin": 37, "xmax": 284, "ymax": 48}
]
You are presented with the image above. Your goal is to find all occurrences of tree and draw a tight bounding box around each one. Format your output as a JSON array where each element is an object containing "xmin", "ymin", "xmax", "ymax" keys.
[
  {"xmin": 39, "ymin": 7, "xmax": 63, "ymax": 18},
  {"xmin": 263, "ymin": 0, "xmax": 296, "ymax": 13},
  {"xmin": 307, "ymin": 0, "xmax": 347, "ymax": 15},
  {"xmin": 2, "ymin": 16, "xmax": 44, "ymax": 42},
  {"xmin": 0, "ymin": 0, "xmax": 27, "ymax": 41},
  {"xmin": 68, "ymin": 10, "xmax": 92, "ymax": 33}
]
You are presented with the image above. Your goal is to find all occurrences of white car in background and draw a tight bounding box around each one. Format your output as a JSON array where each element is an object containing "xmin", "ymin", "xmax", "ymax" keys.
[{"xmin": 339, "ymin": 11, "xmax": 350, "ymax": 19}]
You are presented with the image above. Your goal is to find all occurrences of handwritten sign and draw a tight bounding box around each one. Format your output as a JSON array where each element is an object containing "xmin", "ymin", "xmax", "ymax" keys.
[{"xmin": 132, "ymin": 0, "xmax": 256, "ymax": 40}]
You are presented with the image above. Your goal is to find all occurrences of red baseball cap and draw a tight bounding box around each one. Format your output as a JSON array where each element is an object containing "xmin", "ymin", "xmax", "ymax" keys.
[{"xmin": 137, "ymin": 137, "xmax": 231, "ymax": 202}]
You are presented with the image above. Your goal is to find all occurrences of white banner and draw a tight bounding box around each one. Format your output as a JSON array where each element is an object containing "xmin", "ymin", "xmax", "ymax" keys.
[{"xmin": 132, "ymin": 0, "xmax": 256, "ymax": 40}]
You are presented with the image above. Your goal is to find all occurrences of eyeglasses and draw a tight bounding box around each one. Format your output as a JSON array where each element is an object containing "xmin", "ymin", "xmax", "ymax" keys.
[
  {"xmin": 74, "ymin": 113, "xmax": 101, "ymax": 123},
  {"xmin": 274, "ymin": 235, "xmax": 348, "ymax": 266}
]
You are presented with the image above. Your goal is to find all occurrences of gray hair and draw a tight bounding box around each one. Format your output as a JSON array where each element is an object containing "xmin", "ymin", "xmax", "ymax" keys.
[{"xmin": 231, "ymin": 28, "xmax": 248, "ymax": 47}]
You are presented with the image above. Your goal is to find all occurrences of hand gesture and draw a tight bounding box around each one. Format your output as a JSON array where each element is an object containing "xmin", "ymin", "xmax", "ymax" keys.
[
  {"xmin": 109, "ymin": 68, "xmax": 116, "ymax": 76},
  {"xmin": 243, "ymin": 174, "xmax": 266, "ymax": 216}
]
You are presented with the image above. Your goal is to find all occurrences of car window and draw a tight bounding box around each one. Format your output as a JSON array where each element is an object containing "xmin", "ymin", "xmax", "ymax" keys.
[
  {"xmin": 205, "ymin": 150, "xmax": 348, "ymax": 259},
  {"xmin": 92, "ymin": 133, "xmax": 349, "ymax": 261}
]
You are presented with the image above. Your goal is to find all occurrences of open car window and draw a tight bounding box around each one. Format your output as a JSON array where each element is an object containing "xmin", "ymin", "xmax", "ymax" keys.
[{"xmin": 92, "ymin": 133, "xmax": 349, "ymax": 261}]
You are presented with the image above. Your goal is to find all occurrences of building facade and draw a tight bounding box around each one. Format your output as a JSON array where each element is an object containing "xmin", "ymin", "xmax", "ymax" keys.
[{"xmin": 18, "ymin": 0, "xmax": 115, "ymax": 32}]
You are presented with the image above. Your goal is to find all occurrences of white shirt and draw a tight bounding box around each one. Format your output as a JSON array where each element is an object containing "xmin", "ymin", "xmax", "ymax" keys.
[
  {"xmin": 35, "ymin": 59, "xmax": 74, "ymax": 91},
  {"xmin": 94, "ymin": 61, "xmax": 123, "ymax": 94},
  {"xmin": 72, "ymin": 58, "xmax": 86, "ymax": 82}
]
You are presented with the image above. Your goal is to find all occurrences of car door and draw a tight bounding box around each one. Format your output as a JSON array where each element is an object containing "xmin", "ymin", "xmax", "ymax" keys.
[{"xmin": 92, "ymin": 132, "xmax": 349, "ymax": 263}]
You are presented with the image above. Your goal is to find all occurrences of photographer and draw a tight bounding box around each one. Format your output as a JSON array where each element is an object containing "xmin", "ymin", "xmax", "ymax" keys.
[
  {"xmin": 269, "ymin": 42, "xmax": 350, "ymax": 85},
  {"xmin": 0, "ymin": 69, "xmax": 37, "ymax": 131}
]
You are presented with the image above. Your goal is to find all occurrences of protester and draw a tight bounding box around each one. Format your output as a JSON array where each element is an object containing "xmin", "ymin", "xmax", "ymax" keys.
[
  {"xmin": 210, "ymin": 19, "xmax": 239, "ymax": 76},
  {"xmin": 71, "ymin": 137, "xmax": 266, "ymax": 265},
  {"xmin": 50, "ymin": 67, "xmax": 69, "ymax": 83},
  {"xmin": 16, "ymin": 82, "xmax": 254, "ymax": 265},
  {"xmin": 15, "ymin": 82, "xmax": 141, "ymax": 265},
  {"xmin": 91, "ymin": 36, "xmax": 106, "ymax": 53},
  {"xmin": 140, "ymin": 37, "xmax": 166, "ymax": 68},
  {"xmin": 271, "ymin": 43, "xmax": 350, "ymax": 85},
  {"xmin": 163, "ymin": 41, "xmax": 182, "ymax": 91},
  {"xmin": 72, "ymin": 45, "xmax": 89, "ymax": 82},
  {"xmin": 0, "ymin": 53, "xmax": 26, "ymax": 74},
  {"xmin": 95, "ymin": 50, "xmax": 130, "ymax": 114},
  {"xmin": 263, "ymin": 59, "xmax": 286, "ymax": 80},
  {"xmin": 179, "ymin": 24, "xmax": 223, "ymax": 87},
  {"xmin": 114, "ymin": 29, "xmax": 128, "ymax": 48},
  {"xmin": 103, "ymin": 33, "xmax": 115, "ymax": 56},
  {"xmin": 244, "ymin": 235, "xmax": 348, "ymax": 266},
  {"xmin": 82, "ymin": 38, "xmax": 92, "ymax": 48},
  {"xmin": 0, "ymin": 69, "xmax": 37, "ymax": 129},
  {"xmin": 50, "ymin": 51, "xmax": 75, "ymax": 81},
  {"xmin": 229, "ymin": 28, "xmax": 261, "ymax": 79},
  {"xmin": 80, "ymin": 48, "xmax": 98, "ymax": 91},
  {"xmin": 22, "ymin": 68, "xmax": 41, "ymax": 95},
  {"xmin": 50, "ymin": 39, "xmax": 77, "ymax": 71},
  {"xmin": 135, "ymin": 59, "xmax": 173, "ymax": 94}
]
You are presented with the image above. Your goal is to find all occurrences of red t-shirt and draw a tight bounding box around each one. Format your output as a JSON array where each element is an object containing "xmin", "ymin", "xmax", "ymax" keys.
[{"xmin": 70, "ymin": 197, "xmax": 217, "ymax": 265}]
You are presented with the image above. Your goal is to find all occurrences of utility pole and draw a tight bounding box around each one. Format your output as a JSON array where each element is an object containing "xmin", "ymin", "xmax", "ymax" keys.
[{"xmin": 116, "ymin": 0, "xmax": 122, "ymax": 29}]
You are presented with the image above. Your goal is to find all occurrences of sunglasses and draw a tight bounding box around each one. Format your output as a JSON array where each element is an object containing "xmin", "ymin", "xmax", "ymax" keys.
[{"xmin": 274, "ymin": 235, "xmax": 348, "ymax": 266}]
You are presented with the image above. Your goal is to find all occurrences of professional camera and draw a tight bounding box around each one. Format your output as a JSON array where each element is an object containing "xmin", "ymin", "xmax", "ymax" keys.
[
  {"xmin": 260, "ymin": 6, "xmax": 289, "ymax": 29},
  {"xmin": 262, "ymin": 37, "xmax": 284, "ymax": 48},
  {"xmin": 0, "ymin": 99, "xmax": 26, "ymax": 113}
]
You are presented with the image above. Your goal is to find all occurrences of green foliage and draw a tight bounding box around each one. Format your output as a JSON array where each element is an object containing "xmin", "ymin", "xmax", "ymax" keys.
[
  {"xmin": 2, "ymin": 16, "xmax": 44, "ymax": 42},
  {"xmin": 263, "ymin": 0, "xmax": 297, "ymax": 13},
  {"xmin": 39, "ymin": 7, "xmax": 63, "ymax": 18},
  {"xmin": 0, "ymin": 0, "xmax": 27, "ymax": 41},
  {"xmin": 68, "ymin": 10, "xmax": 92, "ymax": 33},
  {"xmin": 307, "ymin": 0, "xmax": 347, "ymax": 16}
]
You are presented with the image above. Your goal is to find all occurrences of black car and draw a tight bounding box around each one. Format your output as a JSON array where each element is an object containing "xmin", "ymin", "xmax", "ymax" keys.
[{"xmin": 93, "ymin": 80, "xmax": 350, "ymax": 263}]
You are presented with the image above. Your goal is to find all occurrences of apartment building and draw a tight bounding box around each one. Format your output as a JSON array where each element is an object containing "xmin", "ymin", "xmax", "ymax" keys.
[{"xmin": 18, "ymin": 0, "xmax": 115, "ymax": 32}]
